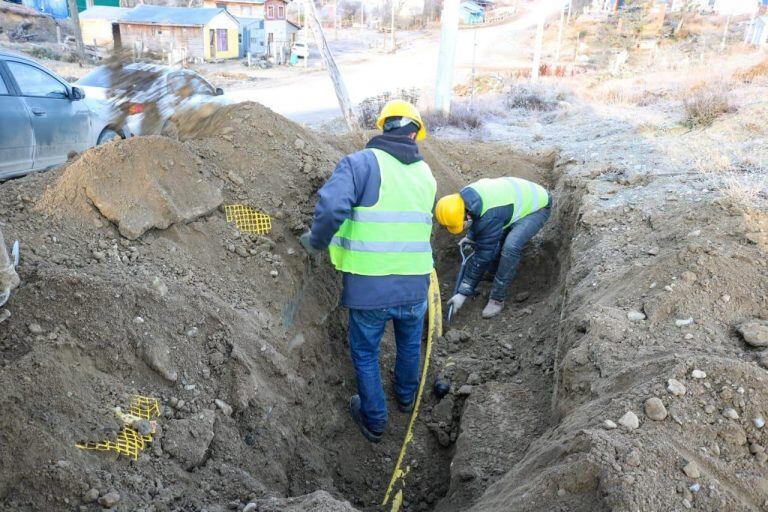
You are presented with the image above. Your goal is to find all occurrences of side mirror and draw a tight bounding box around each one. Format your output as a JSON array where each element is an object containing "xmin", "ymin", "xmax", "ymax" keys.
[
  {"xmin": 70, "ymin": 86, "xmax": 85, "ymax": 100},
  {"xmin": 215, "ymin": 87, "xmax": 224, "ymax": 96}
]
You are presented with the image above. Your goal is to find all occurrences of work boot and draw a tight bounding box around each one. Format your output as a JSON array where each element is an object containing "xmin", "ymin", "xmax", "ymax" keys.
[
  {"xmin": 348, "ymin": 395, "xmax": 383, "ymax": 443},
  {"xmin": 396, "ymin": 396, "xmax": 414, "ymax": 413},
  {"xmin": 482, "ymin": 299, "xmax": 504, "ymax": 319},
  {"xmin": 391, "ymin": 382, "xmax": 415, "ymax": 413}
]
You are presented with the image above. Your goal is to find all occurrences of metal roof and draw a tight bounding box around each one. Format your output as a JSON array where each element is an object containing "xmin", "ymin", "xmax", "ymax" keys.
[
  {"xmin": 79, "ymin": 6, "xmax": 130, "ymax": 21},
  {"xmin": 120, "ymin": 5, "xmax": 232, "ymax": 26}
]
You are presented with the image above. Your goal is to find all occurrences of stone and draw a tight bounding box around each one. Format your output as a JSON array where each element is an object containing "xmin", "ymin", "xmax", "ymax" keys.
[
  {"xmin": 294, "ymin": 138, "xmax": 306, "ymax": 150},
  {"xmin": 133, "ymin": 419, "xmax": 153, "ymax": 436},
  {"xmin": 682, "ymin": 461, "xmax": 701, "ymax": 479},
  {"xmin": 603, "ymin": 419, "xmax": 617, "ymax": 429},
  {"xmin": 467, "ymin": 373, "xmax": 481, "ymax": 386},
  {"xmin": 456, "ymin": 385, "xmax": 473, "ymax": 396},
  {"xmin": 719, "ymin": 423, "xmax": 747, "ymax": 446},
  {"xmin": 691, "ymin": 369, "xmax": 706, "ymax": 379},
  {"xmin": 270, "ymin": 270, "xmax": 279, "ymax": 278},
  {"xmin": 750, "ymin": 442, "xmax": 765, "ymax": 455},
  {"xmin": 243, "ymin": 503, "xmax": 257, "ymax": 512},
  {"xmin": 514, "ymin": 291, "xmax": 530, "ymax": 302},
  {"xmin": 644, "ymin": 397, "xmax": 667, "ymax": 421},
  {"xmin": 151, "ymin": 277, "xmax": 168, "ymax": 296},
  {"xmin": 162, "ymin": 410, "xmax": 216, "ymax": 470},
  {"xmin": 681, "ymin": 271, "xmax": 697, "ymax": 284},
  {"xmin": 667, "ymin": 379, "xmax": 687, "ymax": 396},
  {"xmin": 676, "ymin": 317, "xmax": 694, "ymax": 327},
  {"xmin": 98, "ymin": 491, "xmax": 120, "ymax": 508},
  {"xmin": 722, "ymin": 407, "xmax": 740, "ymax": 420},
  {"xmin": 647, "ymin": 246, "xmax": 660, "ymax": 255},
  {"xmin": 755, "ymin": 417, "xmax": 765, "ymax": 429},
  {"xmin": 626, "ymin": 449, "xmax": 641, "ymax": 466},
  {"xmin": 627, "ymin": 310, "xmax": 646, "ymax": 321},
  {"xmin": 82, "ymin": 489, "xmax": 99, "ymax": 504},
  {"xmin": 738, "ymin": 320, "xmax": 768, "ymax": 348},
  {"xmin": 431, "ymin": 396, "xmax": 454, "ymax": 425},
  {"xmin": 682, "ymin": 498, "xmax": 692, "ymax": 509},
  {"xmin": 28, "ymin": 323, "xmax": 43, "ymax": 334},
  {"xmin": 618, "ymin": 411, "xmax": 639, "ymax": 430},
  {"xmin": 214, "ymin": 399, "xmax": 233, "ymax": 416},
  {"xmin": 141, "ymin": 339, "xmax": 178, "ymax": 382}
]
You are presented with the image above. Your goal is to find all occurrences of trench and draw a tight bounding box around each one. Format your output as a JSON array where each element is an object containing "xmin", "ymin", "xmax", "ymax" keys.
[{"xmin": 286, "ymin": 154, "xmax": 586, "ymax": 511}]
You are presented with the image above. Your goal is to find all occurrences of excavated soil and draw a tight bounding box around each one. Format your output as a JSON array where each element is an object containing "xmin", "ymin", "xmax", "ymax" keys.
[{"xmin": 1, "ymin": 101, "xmax": 768, "ymax": 512}]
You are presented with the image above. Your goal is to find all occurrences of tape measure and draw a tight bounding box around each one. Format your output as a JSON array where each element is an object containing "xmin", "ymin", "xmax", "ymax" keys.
[{"xmin": 382, "ymin": 269, "xmax": 442, "ymax": 511}]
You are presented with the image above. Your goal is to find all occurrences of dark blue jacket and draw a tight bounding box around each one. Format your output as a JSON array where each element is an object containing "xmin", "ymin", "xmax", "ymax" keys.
[
  {"xmin": 456, "ymin": 186, "xmax": 551, "ymax": 296},
  {"xmin": 309, "ymin": 134, "xmax": 431, "ymax": 309}
]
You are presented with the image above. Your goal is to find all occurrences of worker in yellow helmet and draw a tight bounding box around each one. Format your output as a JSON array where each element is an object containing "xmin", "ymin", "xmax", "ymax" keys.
[
  {"xmin": 435, "ymin": 177, "xmax": 552, "ymax": 318},
  {"xmin": 299, "ymin": 100, "xmax": 435, "ymax": 443}
]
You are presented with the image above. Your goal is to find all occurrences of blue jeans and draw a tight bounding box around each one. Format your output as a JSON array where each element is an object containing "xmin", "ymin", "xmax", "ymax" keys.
[
  {"xmin": 490, "ymin": 205, "xmax": 551, "ymax": 301},
  {"xmin": 348, "ymin": 300, "xmax": 428, "ymax": 433}
]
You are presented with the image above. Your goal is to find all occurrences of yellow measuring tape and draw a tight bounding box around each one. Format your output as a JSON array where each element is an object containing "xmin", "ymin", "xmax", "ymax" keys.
[{"xmin": 382, "ymin": 269, "xmax": 442, "ymax": 510}]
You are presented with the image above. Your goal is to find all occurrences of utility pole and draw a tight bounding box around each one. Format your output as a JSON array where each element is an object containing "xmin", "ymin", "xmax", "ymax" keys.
[
  {"xmin": 531, "ymin": 4, "xmax": 545, "ymax": 81},
  {"xmin": 67, "ymin": 0, "xmax": 86, "ymax": 64},
  {"xmin": 566, "ymin": 0, "xmax": 572, "ymax": 24},
  {"xmin": 334, "ymin": 0, "xmax": 339, "ymax": 40},
  {"xmin": 434, "ymin": 0, "xmax": 459, "ymax": 113},
  {"xmin": 389, "ymin": 0, "xmax": 395, "ymax": 52},
  {"xmin": 555, "ymin": 1, "xmax": 565, "ymax": 61},
  {"xmin": 303, "ymin": 0, "xmax": 359, "ymax": 130},
  {"xmin": 469, "ymin": 28, "xmax": 477, "ymax": 112},
  {"xmin": 745, "ymin": 5, "xmax": 757, "ymax": 44},
  {"xmin": 720, "ymin": 12, "xmax": 731, "ymax": 52}
]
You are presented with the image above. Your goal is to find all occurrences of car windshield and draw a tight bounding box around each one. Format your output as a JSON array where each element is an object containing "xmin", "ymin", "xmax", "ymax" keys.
[{"xmin": 77, "ymin": 67, "xmax": 160, "ymax": 92}]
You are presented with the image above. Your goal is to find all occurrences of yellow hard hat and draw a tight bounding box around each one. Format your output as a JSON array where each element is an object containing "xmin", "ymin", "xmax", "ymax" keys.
[
  {"xmin": 435, "ymin": 194, "xmax": 466, "ymax": 234},
  {"xmin": 376, "ymin": 99, "xmax": 427, "ymax": 141}
]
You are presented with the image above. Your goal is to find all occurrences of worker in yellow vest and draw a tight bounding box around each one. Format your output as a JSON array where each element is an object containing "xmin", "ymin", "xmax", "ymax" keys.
[
  {"xmin": 299, "ymin": 100, "xmax": 436, "ymax": 443},
  {"xmin": 435, "ymin": 177, "xmax": 552, "ymax": 318}
]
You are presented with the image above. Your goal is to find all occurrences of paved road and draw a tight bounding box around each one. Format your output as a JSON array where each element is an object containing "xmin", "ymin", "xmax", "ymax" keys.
[{"xmin": 228, "ymin": 5, "xmax": 555, "ymax": 124}]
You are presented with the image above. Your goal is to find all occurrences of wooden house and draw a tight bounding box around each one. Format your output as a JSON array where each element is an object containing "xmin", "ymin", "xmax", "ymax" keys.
[
  {"xmin": 79, "ymin": 6, "xmax": 129, "ymax": 47},
  {"xmin": 119, "ymin": 5, "xmax": 239, "ymax": 61}
]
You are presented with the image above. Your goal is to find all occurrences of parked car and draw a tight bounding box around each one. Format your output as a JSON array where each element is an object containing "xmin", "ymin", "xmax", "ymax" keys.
[
  {"xmin": 0, "ymin": 49, "xmax": 122, "ymax": 180},
  {"xmin": 291, "ymin": 41, "xmax": 309, "ymax": 59},
  {"xmin": 76, "ymin": 63, "xmax": 233, "ymax": 136}
]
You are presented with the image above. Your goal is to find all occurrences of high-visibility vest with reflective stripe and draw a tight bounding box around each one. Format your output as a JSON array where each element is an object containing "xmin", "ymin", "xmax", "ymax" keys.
[
  {"xmin": 329, "ymin": 148, "xmax": 437, "ymax": 276},
  {"xmin": 467, "ymin": 177, "xmax": 549, "ymax": 228}
]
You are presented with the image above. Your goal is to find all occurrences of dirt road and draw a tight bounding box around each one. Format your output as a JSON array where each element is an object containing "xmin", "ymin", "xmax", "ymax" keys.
[{"xmin": 226, "ymin": 7, "xmax": 551, "ymax": 123}]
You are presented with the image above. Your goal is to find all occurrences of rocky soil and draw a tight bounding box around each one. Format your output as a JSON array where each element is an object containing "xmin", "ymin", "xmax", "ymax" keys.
[{"xmin": 0, "ymin": 89, "xmax": 767, "ymax": 512}]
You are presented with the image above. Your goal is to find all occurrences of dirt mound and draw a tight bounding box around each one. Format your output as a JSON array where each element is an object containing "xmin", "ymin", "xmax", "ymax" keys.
[
  {"xmin": 41, "ymin": 136, "xmax": 222, "ymax": 240},
  {"xmin": 5, "ymin": 96, "xmax": 765, "ymax": 512}
]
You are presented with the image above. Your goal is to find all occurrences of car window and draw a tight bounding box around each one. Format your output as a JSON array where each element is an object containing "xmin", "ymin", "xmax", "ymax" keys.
[
  {"xmin": 0, "ymin": 73, "xmax": 8, "ymax": 95},
  {"xmin": 78, "ymin": 66, "xmax": 160, "ymax": 93},
  {"xmin": 168, "ymin": 73, "xmax": 214, "ymax": 97},
  {"xmin": 7, "ymin": 61, "xmax": 68, "ymax": 98},
  {"xmin": 188, "ymin": 76, "xmax": 214, "ymax": 95}
]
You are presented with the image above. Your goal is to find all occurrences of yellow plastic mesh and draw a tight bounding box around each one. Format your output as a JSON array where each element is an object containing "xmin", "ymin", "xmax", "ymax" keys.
[
  {"xmin": 76, "ymin": 395, "xmax": 161, "ymax": 460},
  {"xmin": 224, "ymin": 204, "xmax": 272, "ymax": 235},
  {"xmin": 130, "ymin": 395, "xmax": 160, "ymax": 420},
  {"xmin": 76, "ymin": 427, "xmax": 151, "ymax": 460}
]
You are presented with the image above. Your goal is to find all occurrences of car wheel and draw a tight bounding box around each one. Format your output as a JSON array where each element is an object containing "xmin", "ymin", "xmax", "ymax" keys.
[{"xmin": 97, "ymin": 128, "xmax": 121, "ymax": 145}]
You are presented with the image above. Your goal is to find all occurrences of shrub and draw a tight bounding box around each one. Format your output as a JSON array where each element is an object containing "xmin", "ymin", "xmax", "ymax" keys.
[
  {"xmin": 421, "ymin": 104, "xmax": 483, "ymax": 131},
  {"xmin": 682, "ymin": 86, "xmax": 734, "ymax": 128},
  {"xmin": 357, "ymin": 88, "xmax": 420, "ymax": 129},
  {"xmin": 504, "ymin": 84, "xmax": 558, "ymax": 111}
]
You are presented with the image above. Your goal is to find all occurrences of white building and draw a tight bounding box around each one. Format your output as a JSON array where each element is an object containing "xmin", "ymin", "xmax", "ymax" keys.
[
  {"xmin": 712, "ymin": 0, "xmax": 759, "ymax": 16},
  {"xmin": 748, "ymin": 16, "xmax": 768, "ymax": 47}
]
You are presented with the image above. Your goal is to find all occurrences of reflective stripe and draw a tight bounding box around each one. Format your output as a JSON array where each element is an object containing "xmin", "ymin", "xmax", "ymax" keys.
[
  {"xmin": 331, "ymin": 237, "xmax": 432, "ymax": 253},
  {"xmin": 351, "ymin": 210, "xmax": 432, "ymax": 224},
  {"xmin": 505, "ymin": 178, "xmax": 527, "ymax": 226}
]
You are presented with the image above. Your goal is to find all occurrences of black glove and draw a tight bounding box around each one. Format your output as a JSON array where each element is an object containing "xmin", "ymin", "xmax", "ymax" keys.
[{"xmin": 299, "ymin": 231, "xmax": 319, "ymax": 255}]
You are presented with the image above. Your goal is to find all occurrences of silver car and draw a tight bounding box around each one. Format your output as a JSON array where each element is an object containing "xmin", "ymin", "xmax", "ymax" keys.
[
  {"xmin": 0, "ymin": 49, "xmax": 122, "ymax": 180},
  {"xmin": 76, "ymin": 63, "xmax": 232, "ymax": 136}
]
